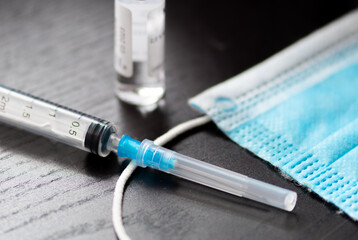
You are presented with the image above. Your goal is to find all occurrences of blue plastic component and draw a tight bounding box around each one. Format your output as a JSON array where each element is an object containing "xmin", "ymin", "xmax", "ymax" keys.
[
  {"xmin": 117, "ymin": 135, "xmax": 141, "ymax": 160},
  {"xmin": 117, "ymin": 135, "xmax": 176, "ymax": 170}
]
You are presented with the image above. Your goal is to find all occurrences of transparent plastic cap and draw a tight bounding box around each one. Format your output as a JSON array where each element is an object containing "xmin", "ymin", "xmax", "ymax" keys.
[{"xmin": 134, "ymin": 139, "xmax": 297, "ymax": 211}]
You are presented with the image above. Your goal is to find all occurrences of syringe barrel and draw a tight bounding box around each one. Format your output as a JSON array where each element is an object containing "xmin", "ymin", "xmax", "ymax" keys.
[
  {"xmin": 135, "ymin": 139, "xmax": 297, "ymax": 211},
  {"xmin": 0, "ymin": 85, "xmax": 116, "ymax": 157}
]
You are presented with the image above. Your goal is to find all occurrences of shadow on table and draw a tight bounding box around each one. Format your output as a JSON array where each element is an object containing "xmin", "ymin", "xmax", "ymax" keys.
[{"xmin": 84, "ymin": 152, "xmax": 123, "ymax": 178}]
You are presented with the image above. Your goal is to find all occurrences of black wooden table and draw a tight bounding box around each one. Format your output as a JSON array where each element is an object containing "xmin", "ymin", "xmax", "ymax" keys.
[{"xmin": 1, "ymin": 0, "xmax": 358, "ymax": 239}]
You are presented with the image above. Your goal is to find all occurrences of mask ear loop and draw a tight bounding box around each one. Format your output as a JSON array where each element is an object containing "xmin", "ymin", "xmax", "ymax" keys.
[{"xmin": 112, "ymin": 116, "xmax": 211, "ymax": 240}]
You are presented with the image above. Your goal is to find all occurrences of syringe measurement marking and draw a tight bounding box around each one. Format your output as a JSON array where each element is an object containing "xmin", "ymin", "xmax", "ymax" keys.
[
  {"xmin": 23, "ymin": 103, "xmax": 33, "ymax": 119},
  {"xmin": 0, "ymin": 95, "xmax": 9, "ymax": 112},
  {"xmin": 69, "ymin": 120, "xmax": 80, "ymax": 136},
  {"xmin": 49, "ymin": 106, "xmax": 58, "ymax": 118},
  {"xmin": 47, "ymin": 106, "xmax": 83, "ymax": 137}
]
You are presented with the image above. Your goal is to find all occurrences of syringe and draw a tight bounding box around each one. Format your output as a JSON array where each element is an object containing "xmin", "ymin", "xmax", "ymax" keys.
[{"xmin": 0, "ymin": 84, "xmax": 297, "ymax": 211}]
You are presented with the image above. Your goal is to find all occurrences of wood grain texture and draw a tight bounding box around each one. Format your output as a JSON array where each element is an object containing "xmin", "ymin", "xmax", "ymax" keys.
[{"xmin": 1, "ymin": 0, "xmax": 358, "ymax": 239}]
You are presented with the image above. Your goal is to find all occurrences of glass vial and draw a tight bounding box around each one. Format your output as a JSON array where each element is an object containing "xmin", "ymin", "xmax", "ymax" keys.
[{"xmin": 114, "ymin": 0, "xmax": 165, "ymax": 106}]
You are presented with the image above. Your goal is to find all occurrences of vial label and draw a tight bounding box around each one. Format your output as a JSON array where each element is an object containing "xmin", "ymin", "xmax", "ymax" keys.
[
  {"xmin": 147, "ymin": 3, "xmax": 165, "ymax": 77},
  {"xmin": 115, "ymin": 3, "xmax": 133, "ymax": 78}
]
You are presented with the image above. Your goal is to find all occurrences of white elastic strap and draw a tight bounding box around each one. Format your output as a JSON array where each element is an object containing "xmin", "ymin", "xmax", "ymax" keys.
[{"xmin": 112, "ymin": 115, "xmax": 211, "ymax": 240}]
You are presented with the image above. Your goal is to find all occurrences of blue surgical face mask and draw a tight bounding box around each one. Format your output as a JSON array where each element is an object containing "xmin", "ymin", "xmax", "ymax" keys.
[{"xmin": 189, "ymin": 10, "xmax": 358, "ymax": 220}]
